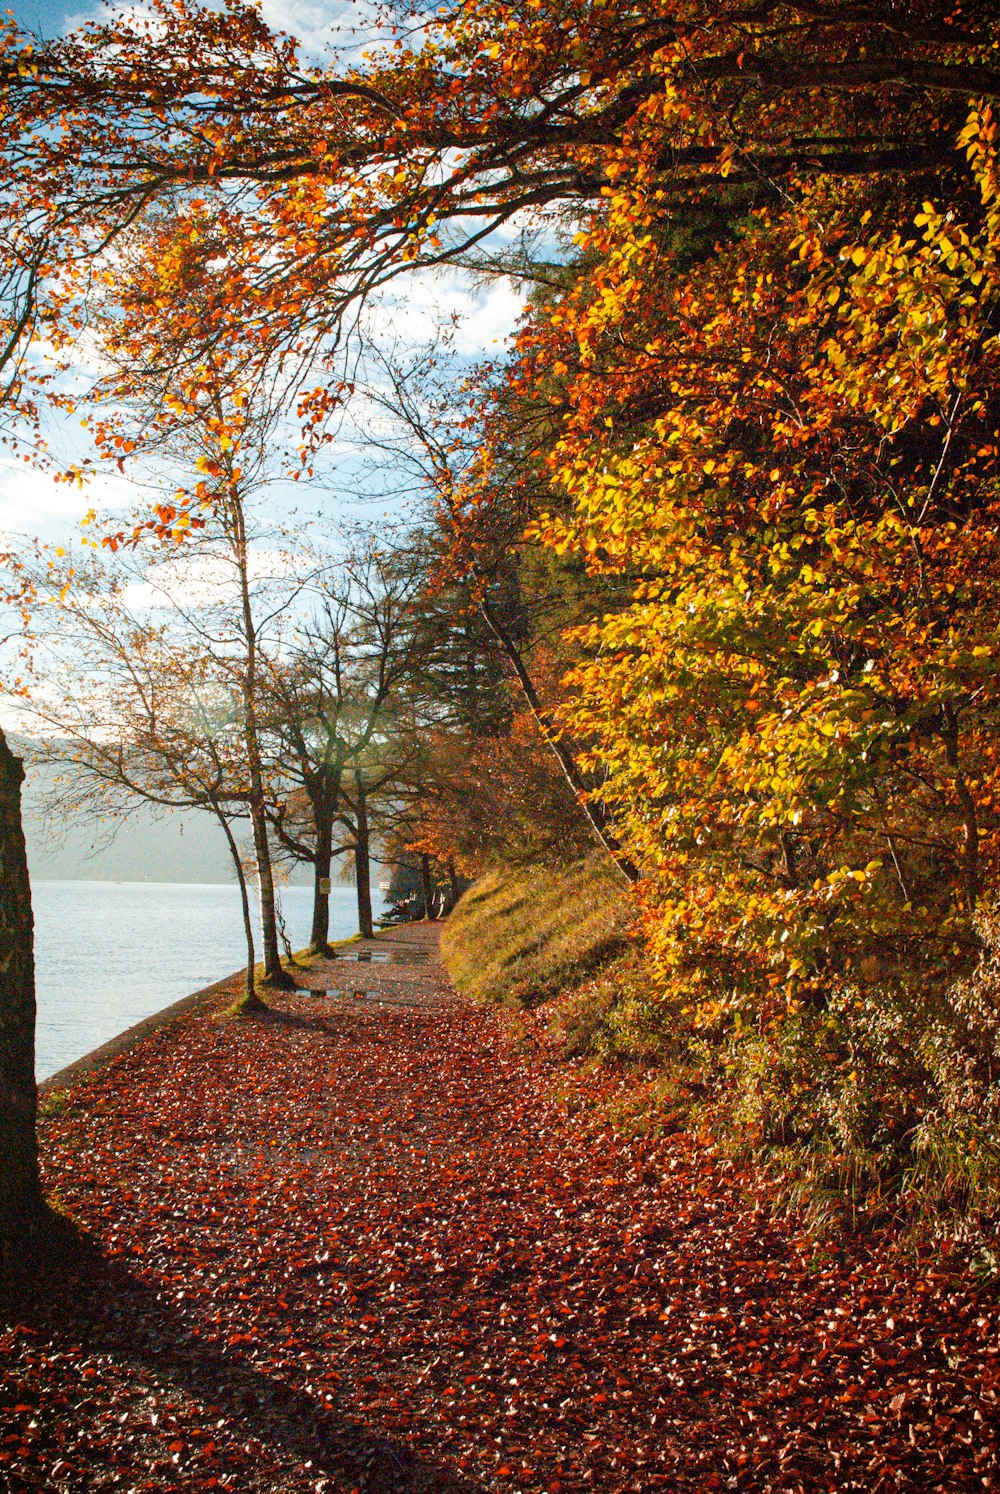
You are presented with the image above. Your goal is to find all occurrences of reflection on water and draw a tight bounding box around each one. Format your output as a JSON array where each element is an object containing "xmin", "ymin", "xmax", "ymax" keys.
[
  {"xmin": 302, "ymin": 989, "xmax": 375, "ymax": 1000},
  {"xmin": 32, "ymin": 881, "xmax": 384, "ymax": 1081}
]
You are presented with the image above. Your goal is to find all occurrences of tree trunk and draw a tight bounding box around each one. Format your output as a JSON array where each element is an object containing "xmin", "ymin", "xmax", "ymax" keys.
[
  {"xmin": 310, "ymin": 812, "xmax": 335, "ymax": 954},
  {"xmin": 420, "ymin": 853, "xmax": 434, "ymax": 921},
  {"xmin": 214, "ymin": 806, "xmax": 266, "ymax": 1015},
  {"xmin": 447, "ymin": 858, "xmax": 460, "ymax": 915},
  {"xmin": 227, "ymin": 482, "xmax": 293, "ymax": 990},
  {"xmin": 250, "ymin": 794, "xmax": 289, "ymax": 985},
  {"xmin": 0, "ymin": 728, "xmax": 46, "ymax": 1253},
  {"xmin": 354, "ymin": 774, "xmax": 373, "ymax": 939},
  {"xmin": 478, "ymin": 595, "xmax": 640, "ymax": 885}
]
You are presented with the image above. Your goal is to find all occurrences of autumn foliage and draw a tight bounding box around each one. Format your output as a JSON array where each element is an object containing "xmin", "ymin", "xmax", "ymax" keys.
[
  {"xmin": 6, "ymin": 1, "xmax": 1000, "ymax": 1225},
  {"xmin": 8, "ymin": 933, "xmax": 999, "ymax": 1491},
  {"xmin": 397, "ymin": 4, "xmax": 1000, "ymax": 1219}
]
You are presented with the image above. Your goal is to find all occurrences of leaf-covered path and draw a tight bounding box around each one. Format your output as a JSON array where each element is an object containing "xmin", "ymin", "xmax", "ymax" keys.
[{"xmin": 5, "ymin": 924, "xmax": 999, "ymax": 1492}]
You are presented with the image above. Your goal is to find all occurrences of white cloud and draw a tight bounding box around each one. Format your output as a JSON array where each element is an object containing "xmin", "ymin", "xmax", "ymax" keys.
[
  {"xmin": 455, "ymin": 278, "xmax": 527, "ymax": 353},
  {"xmin": 366, "ymin": 266, "xmax": 526, "ymax": 358},
  {"xmin": 0, "ymin": 445, "xmax": 159, "ymax": 546},
  {"xmin": 257, "ymin": 0, "xmax": 378, "ymax": 59},
  {"xmin": 0, "ymin": 461, "xmax": 95, "ymax": 535}
]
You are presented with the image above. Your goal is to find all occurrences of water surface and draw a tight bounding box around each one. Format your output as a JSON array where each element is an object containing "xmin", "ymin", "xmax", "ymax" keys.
[{"xmin": 33, "ymin": 880, "xmax": 383, "ymax": 1081}]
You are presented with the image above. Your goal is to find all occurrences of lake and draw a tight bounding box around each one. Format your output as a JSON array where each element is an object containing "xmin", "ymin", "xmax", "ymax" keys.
[{"xmin": 32, "ymin": 880, "xmax": 385, "ymax": 1081}]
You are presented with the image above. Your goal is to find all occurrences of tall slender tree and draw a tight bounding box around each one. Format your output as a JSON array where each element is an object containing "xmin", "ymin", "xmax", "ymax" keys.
[
  {"xmin": 84, "ymin": 211, "xmax": 332, "ymax": 987},
  {"xmin": 263, "ymin": 543, "xmax": 427, "ymax": 947}
]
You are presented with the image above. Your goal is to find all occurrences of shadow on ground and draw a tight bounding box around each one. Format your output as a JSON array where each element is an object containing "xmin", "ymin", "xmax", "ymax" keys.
[{"xmin": 4, "ymin": 1223, "xmax": 483, "ymax": 1494}]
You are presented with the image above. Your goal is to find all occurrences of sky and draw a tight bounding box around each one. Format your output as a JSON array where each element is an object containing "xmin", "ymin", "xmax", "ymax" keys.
[
  {"xmin": 12, "ymin": 0, "xmax": 373, "ymax": 47},
  {"xmin": 1, "ymin": 0, "xmax": 532, "ymax": 880},
  {"xmin": 0, "ymin": 0, "xmax": 529, "ymax": 548},
  {"xmin": 10, "ymin": 0, "xmax": 77, "ymax": 36}
]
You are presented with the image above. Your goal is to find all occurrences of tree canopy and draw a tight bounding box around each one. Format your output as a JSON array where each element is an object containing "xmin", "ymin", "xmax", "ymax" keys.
[
  {"xmin": 4, "ymin": 0, "xmax": 1000, "ymax": 392},
  {"xmin": 6, "ymin": 0, "xmax": 1000, "ymax": 1245}
]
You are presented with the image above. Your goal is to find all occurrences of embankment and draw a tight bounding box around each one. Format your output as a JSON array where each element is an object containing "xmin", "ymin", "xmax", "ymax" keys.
[
  {"xmin": 441, "ymin": 859, "xmax": 1000, "ymax": 1260},
  {"xmin": 440, "ymin": 858, "xmax": 666, "ymax": 1065},
  {"xmin": 441, "ymin": 857, "xmax": 629, "ymax": 1008}
]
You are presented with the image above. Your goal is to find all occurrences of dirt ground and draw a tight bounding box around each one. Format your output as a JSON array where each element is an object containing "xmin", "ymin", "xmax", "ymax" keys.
[{"xmin": 3, "ymin": 923, "xmax": 998, "ymax": 1492}]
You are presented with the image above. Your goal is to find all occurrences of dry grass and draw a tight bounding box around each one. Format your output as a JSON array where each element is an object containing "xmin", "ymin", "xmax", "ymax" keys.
[{"xmin": 440, "ymin": 858, "xmax": 630, "ymax": 1008}]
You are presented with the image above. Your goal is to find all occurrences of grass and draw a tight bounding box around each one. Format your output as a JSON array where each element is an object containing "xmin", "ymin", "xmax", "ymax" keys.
[
  {"xmin": 38, "ymin": 1089, "xmax": 75, "ymax": 1121},
  {"xmin": 440, "ymin": 858, "xmax": 631, "ymax": 1009},
  {"xmin": 291, "ymin": 933, "xmax": 363, "ymax": 967}
]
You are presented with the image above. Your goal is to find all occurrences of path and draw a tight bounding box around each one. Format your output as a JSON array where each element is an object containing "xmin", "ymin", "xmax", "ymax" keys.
[{"xmin": 4, "ymin": 925, "xmax": 999, "ymax": 1492}]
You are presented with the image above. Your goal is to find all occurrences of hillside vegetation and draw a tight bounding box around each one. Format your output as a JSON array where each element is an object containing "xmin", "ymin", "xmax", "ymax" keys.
[
  {"xmin": 444, "ymin": 863, "xmax": 1000, "ymax": 1261},
  {"xmin": 440, "ymin": 859, "xmax": 629, "ymax": 1009}
]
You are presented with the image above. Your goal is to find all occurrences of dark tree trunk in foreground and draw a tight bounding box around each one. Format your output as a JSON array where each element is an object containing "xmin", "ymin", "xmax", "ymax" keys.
[
  {"xmin": 0, "ymin": 728, "xmax": 46, "ymax": 1252},
  {"xmin": 420, "ymin": 853, "xmax": 435, "ymax": 921},
  {"xmin": 354, "ymin": 773, "xmax": 374, "ymax": 939}
]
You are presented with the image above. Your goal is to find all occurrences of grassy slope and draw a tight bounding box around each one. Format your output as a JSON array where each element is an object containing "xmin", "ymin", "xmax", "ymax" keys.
[
  {"xmin": 440, "ymin": 858, "xmax": 630, "ymax": 1010},
  {"xmin": 441, "ymin": 863, "xmax": 1000, "ymax": 1259}
]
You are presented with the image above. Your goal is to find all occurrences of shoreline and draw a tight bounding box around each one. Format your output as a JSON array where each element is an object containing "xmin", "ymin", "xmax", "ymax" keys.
[
  {"xmin": 29, "ymin": 883, "xmax": 382, "ymax": 1096},
  {"xmin": 35, "ymin": 929, "xmax": 369, "ymax": 1098},
  {"xmin": 37, "ymin": 966, "xmax": 245, "ymax": 1098}
]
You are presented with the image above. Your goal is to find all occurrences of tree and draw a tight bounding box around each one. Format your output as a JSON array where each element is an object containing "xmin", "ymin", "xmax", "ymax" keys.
[
  {"xmin": 354, "ymin": 355, "xmax": 641, "ymax": 882},
  {"xmin": 512, "ymin": 140, "xmax": 1000, "ymax": 994},
  {"xmin": 0, "ymin": 543, "xmax": 49, "ymax": 1254},
  {"xmin": 264, "ymin": 543, "xmax": 428, "ymax": 946},
  {"xmin": 82, "ymin": 212, "xmax": 334, "ymax": 990},
  {"xmin": 0, "ymin": 18, "xmax": 94, "ymax": 1259},
  {"xmin": 0, "ymin": 728, "xmax": 44, "ymax": 1255},
  {"xmin": 9, "ymin": 1, "xmax": 1000, "ymax": 351},
  {"xmin": 23, "ymin": 572, "xmax": 266, "ymax": 1009}
]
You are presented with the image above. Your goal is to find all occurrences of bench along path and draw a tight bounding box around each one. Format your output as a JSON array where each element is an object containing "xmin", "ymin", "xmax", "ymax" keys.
[{"xmin": 5, "ymin": 924, "xmax": 998, "ymax": 1492}]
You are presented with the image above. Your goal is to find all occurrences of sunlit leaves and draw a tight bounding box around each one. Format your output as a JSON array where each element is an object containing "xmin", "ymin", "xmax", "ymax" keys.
[{"xmin": 500, "ymin": 94, "xmax": 1000, "ymax": 1027}]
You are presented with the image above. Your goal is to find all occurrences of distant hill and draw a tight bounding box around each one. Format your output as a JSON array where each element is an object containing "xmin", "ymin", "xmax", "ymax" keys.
[{"xmin": 14, "ymin": 737, "xmax": 309, "ymax": 885}]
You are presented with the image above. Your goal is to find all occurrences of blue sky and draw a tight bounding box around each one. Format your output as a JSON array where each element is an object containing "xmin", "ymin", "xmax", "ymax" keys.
[
  {"xmin": 0, "ymin": 0, "xmax": 527, "ymax": 547},
  {"xmin": 13, "ymin": 0, "xmax": 84, "ymax": 37},
  {"xmin": 13, "ymin": 0, "xmax": 69, "ymax": 34}
]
